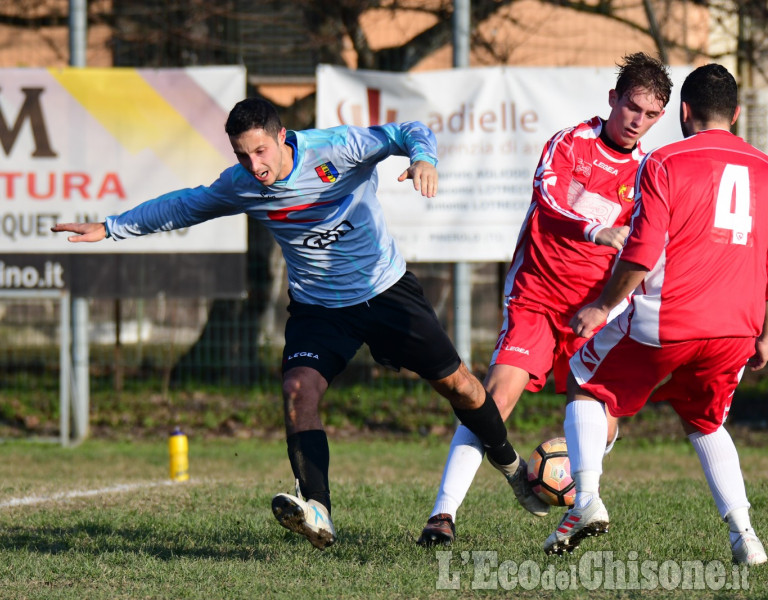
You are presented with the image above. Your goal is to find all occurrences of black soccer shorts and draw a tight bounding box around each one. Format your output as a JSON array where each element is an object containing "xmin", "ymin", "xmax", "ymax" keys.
[{"xmin": 282, "ymin": 271, "xmax": 461, "ymax": 384}]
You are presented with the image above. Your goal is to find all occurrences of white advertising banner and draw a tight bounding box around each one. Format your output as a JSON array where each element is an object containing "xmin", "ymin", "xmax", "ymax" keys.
[
  {"xmin": 317, "ymin": 64, "xmax": 691, "ymax": 262},
  {"xmin": 0, "ymin": 66, "xmax": 247, "ymax": 254}
]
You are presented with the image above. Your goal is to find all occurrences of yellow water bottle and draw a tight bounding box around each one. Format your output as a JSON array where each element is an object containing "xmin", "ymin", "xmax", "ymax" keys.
[{"xmin": 169, "ymin": 427, "xmax": 189, "ymax": 482}]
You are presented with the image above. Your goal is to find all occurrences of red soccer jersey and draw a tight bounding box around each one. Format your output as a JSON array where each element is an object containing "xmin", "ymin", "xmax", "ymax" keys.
[
  {"xmin": 620, "ymin": 129, "xmax": 768, "ymax": 345},
  {"xmin": 507, "ymin": 117, "xmax": 644, "ymax": 315}
]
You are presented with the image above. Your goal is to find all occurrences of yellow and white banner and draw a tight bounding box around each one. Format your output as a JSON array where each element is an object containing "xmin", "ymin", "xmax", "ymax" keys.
[
  {"xmin": 0, "ymin": 66, "xmax": 246, "ymax": 254},
  {"xmin": 317, "ymin": 64, "xmax": 691, "ymax": 262}
]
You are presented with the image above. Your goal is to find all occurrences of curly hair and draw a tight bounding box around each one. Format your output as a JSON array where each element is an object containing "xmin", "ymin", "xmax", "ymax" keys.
[{"xmin": 615, "ymin": 52, "xmax": 673, "ymax": 108}]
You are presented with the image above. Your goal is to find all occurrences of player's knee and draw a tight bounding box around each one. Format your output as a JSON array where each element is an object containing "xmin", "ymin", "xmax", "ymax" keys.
[
  {"xmin": 282, "ymin": 368, "xmax": 324, "ymax": 404},
  {"xmin": 453, "ymin": 373, "xmax": 479, "ymax": 399},
  {"xmin": 282, "ymin": 373, "xmax": 302, "ymax": 401},
  {"xmin": 282, "ymin": 369, "xmax": 325, "ymax": 428},
  {"xmin": 431, "ymin": 365, "xmax": 483, "ymax": 406}
]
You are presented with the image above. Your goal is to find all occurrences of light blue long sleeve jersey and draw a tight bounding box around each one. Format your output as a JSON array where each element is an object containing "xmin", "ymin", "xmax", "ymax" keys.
[{"xmin": 105, "ymin": 122, "xmax": 438, "ymax": 308}]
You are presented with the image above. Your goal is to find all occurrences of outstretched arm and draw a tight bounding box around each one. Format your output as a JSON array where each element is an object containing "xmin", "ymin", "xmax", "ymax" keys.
[
  {"xmin": 51, "ymin": 221, "xmax": 107, "ymax": 243},
  {"xmin": 51, "ymin": 172, "xmax": 242, "ymax": 242},
  {"xmin": 397, "ymin": 160, "xmax": 438, "ymax": 198},
  {"xmin": 349, "ymin": 122, "xmax": 438, "ymax": 197}
]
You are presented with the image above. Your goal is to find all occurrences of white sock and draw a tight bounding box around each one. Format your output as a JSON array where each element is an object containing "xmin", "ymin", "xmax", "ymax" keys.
[
  {"xmin": 689, "ymin": 426, "xmax": 751, "ymax": 541},
  {"xmin": 430, "ymin": 425, "xmax": 485, "ymax": 521},
  {"xmin": 565, "ymin": 400, "xmax": 607, "ymax": 508}
]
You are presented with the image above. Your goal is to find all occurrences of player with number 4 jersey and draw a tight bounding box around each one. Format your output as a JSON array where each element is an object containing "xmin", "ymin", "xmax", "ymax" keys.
[
  {"xmin": 549, "ymin": 64, "xmax": 768, "ymax": 565},
  {"xmin": 620, "ymin": 130, "xmax": 768, "ymax": 345}
]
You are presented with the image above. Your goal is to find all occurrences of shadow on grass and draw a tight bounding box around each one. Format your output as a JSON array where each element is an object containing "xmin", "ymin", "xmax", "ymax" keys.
[{"xmin": 0, "ymin": 522, "xmax": 271, "ymax": 562}]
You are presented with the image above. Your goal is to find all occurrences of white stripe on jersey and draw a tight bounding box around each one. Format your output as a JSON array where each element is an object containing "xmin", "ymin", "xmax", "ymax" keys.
[
  {"xmin": 626, "ymin": 236, "xmax": 669, "ymax": 348},
  {"xmin": 570, "ymin": 310, "xmax": 630, "ymax": 385},
  {"xmin": 536, "ymin": 120, "xmax": 605, "ymax": 241}
]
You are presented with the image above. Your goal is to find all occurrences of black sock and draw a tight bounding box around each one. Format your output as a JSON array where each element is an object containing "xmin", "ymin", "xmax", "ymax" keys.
[
  {"xmin": 453, "ymin": 391, "xmax": 517, "ymax": 466},
  {"xmin": 286, "ymin": 430, "xmax": 332, "ymax": 514}
]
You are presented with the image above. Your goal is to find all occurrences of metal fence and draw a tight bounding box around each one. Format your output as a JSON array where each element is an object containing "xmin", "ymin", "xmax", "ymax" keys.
[{"xmin": 0, "ymin": 260, "xmax": 507, "ymax": 437}]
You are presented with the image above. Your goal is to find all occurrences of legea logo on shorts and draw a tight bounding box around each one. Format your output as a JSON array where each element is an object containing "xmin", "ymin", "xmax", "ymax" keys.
[
  {"xmin": 288, "ymin": 351, "xmax": 320, "ymax": 360},
  {"xmin": 503, "ymin": 345, "xmax": 530, "ymax": 355}
]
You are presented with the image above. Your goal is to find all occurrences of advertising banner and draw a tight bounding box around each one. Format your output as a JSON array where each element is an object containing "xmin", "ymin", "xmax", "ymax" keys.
[
  {"xmin": 0, "ymin": 66, "xmax": 247, "ymax": 296},
  {"xmin": 317, "ymin": 64, "xmax": 692, "ymax": 262}
]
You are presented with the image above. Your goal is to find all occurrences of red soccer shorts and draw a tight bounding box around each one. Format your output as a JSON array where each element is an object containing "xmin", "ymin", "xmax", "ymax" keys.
[
  {"xmin": 570, "ymin": 314, "xmax": 755, "ymax": 434},
  {"xmin": 490, "ymin": 298, "xmax": 598, "ymax": 393}
]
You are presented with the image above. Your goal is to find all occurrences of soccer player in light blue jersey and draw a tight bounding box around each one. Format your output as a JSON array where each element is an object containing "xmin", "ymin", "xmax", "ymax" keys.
[{"xmin": 53, "ymin": 98, "xmax": 542, "ymax": 550}]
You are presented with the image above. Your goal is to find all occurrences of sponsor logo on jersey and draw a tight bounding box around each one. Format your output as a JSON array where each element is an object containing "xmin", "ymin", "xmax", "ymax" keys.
[
  {"xmin": 315, "ymin": 162, "xmax": 339, "ymax": 183},
  {"xmin": 303, "ymin": 220, "xmax": 355, "ymax": 249},
  {"xmin": 287, "ymin": 351, "xmax": 320, "ymax": 360},
  {"xmin": 575, "ymin": 158, "xmax": 591, "ymax": 177},
  {"xmin": 592, "ymin": 159, "xmax": 619, "ymax": 175},
  {"xmin": 502, "ymin": 344, "xmax": 530, "ymax": 355},
  {"xmin": 617, "ymin": 184, "xmax": 634, "ymax": 203}
]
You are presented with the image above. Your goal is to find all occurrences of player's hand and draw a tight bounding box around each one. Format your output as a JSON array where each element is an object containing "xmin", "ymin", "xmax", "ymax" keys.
[
  {"xmin": 570, "ymin": 303, "xmax": 609, "ymax": 338},
  {"xmin": 50, "ymin": 222, "xmax": 107, "ymax": 243},
  {"xmin": 594, "ymin": 225, "xmax": 629, "ymax": 250},
  {"xmin": 398, "ymin": 160, "xmax": 438, "ymax": 198},
  {"xmin": 747, "ymin": 337, "xmax": 768, "ymax": 371}
]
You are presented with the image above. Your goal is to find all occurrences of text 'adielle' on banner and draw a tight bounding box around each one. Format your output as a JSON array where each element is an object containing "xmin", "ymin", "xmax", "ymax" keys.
[{"xmin": 316, "ymin": 64, "xmax": 692, "ymax": 262}]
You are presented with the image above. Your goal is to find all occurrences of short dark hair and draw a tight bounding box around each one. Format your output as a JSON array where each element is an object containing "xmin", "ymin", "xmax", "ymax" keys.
[
  {"xmin": 225, "ymin": 98, "xmax": 283, "ymax": 137},
  {"xmin": 615, "ymin": 52, "xmax": 673, "ymax": 108},
  {"xmin": 680, "ymin": 64, "xmax": 738, "ymax": 123}
]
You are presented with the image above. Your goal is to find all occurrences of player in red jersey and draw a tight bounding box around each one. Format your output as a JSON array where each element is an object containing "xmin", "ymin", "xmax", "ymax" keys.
[
  {"xmin": 544, "ymin": 64, "xmax": 768, "ymax": 566},
  {"xmin": 418, "ymin": 54, "xmax": 673, "ymax": 546}
]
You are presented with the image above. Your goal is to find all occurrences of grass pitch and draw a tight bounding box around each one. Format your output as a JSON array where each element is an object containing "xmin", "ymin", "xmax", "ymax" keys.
[{"xmin": 0, "ymin": 435, "xmax": 765, "ymax": 599}]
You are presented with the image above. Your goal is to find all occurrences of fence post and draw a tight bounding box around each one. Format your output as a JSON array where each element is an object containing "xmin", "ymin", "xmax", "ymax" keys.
[
  {"xmin": 452, "ymin": 0, "xmax": 473, "ymax": 370},
  {"xmin": 59, "ymin": 291, "xmax": 71, "ymax": 447},
  {"xmin": 69, "ymin": 0, "xmax": 90, "ymax": 444}
]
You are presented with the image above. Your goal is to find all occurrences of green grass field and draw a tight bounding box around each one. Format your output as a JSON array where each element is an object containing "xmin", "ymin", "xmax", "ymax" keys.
[{"xmin": 0, "ymin": 435, "xmax": 765, "ymax": 599}]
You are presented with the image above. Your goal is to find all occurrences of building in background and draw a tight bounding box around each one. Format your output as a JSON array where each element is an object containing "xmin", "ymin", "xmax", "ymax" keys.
[{"xmin": 0, "ymin": 1, "xmax": 754, "ymax": 103}]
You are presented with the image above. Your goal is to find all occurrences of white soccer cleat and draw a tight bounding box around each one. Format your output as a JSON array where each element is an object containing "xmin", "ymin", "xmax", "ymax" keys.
[
  {"xmin": 731, "ymin": 532, "xmax": 767, "ymax": 566},
  {"xmin": 271, "ymin": 483, "xmax": 337, "ymax": 550},
  {"xmin": 489, "ymin": 455, "xmax": 550, "ymax": 517},
  {"xmin": 543, "ymin": 496, "xmax": 609, "ymax": 555}
]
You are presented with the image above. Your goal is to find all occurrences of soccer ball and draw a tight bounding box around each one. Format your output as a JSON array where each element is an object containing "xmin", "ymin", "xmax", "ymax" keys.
[{"xmin": 527, "ymin": 437, "xmax": 575, "ymax": 507}]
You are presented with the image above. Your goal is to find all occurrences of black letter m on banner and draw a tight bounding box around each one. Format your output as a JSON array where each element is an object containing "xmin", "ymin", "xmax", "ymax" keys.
[{"xmin": 0, "ymin": 87, "xmax": 57, "ymax": 158}]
